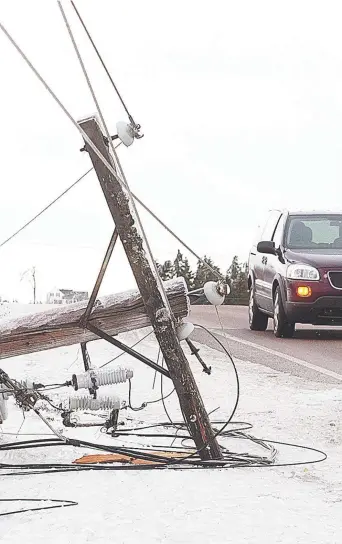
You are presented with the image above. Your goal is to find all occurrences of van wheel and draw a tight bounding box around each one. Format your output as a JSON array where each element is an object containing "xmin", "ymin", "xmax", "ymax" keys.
[
  {"xmin": 249, "ymin": 287, "xmax": 268, "ymax": 331},
  {"xmin": 273, "ymin": 287, "xmax": 295, "ymax": 338}
]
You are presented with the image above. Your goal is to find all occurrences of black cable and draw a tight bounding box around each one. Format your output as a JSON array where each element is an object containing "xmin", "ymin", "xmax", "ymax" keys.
[
  {"xmin": 146, "ymin": 387, "xmax": 175, "ymax": 405},
  {"xmin": 0, "ymin": 437, "xmax": 173, "ymax": 464},
  {"xmin": 100, "ymin": 330, "xmax": 153, "ymax": 368},
  {"xmin": 164, "ymin": 324, "xmax": 240, "ymax": 465},
  {"xmin": 38, "ymin": 382, "xmax": 70, "ymax": 389},
  {"xmin": 0, "ymin": 438, "xmax": 64, "ymax": 451},
  {"xmin": 39, "ymin": 396, "xmax": 64, "ymax": 412},
  {"xmin": 0, "ymin": 383, "xmax": 68, "ymax": 395},
  {"xmin": 0, "ymin": 327, "xmax": 328, "ymax": 474},
  {"xmin": 112, "ymin": 432, "xmax": 190, "ymax": 439},
  {"xmin": 127, "ymin": 353, "xmax": 175, "ymax": 411},
  {"xmin": 71, "ymin": 1, "xmax": 136, "ymax": 126},
  {"xmin": 0, "ymin": 498, "xmax": 77, "ymax": 518},
  {"xmin": 127, "ymin": 379, "xmax": 146, "ymax": 411},
  {"xmin": 0, "ymin": 444, "xmax": 326, "ymax": 474},
  {"xmin": 193, "ymin": 324, "xmax": 240, "ymax": 425},
  {"xmin": 0, "ymin": 430, "xmax": 327, "ymax": 474},
  {"xmin": 160, "ymin": 357, "xmax": 178, "ymax": 427},
  {"xmin": 112, "ymin": 421, "xmax": 252, "ymax": 434},
  {"xmin": 0, "ymin": 168, "xmax": 92, "ymax": 250}
]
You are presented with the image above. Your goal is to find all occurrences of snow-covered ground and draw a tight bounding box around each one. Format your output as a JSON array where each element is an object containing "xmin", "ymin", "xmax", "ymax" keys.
[{"xmin": 0, "ymin": 304, "xmax": 341, "ymax": 543}]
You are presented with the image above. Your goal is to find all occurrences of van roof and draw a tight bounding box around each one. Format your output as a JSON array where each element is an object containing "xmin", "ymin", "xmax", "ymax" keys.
[{"xmin": 288, "ymin": 210, "xmax": 342, "ymax": 216}]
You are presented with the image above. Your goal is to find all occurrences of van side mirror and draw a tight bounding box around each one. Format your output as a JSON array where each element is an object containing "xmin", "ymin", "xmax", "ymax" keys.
[{"xmin": 257, "ymin": 241, "xmax": 276, "ymax": 255}]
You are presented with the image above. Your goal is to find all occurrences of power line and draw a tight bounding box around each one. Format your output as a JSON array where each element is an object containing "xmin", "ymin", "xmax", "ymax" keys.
[
  {"xmin": 0, "ymin": 168, "xmax": 92, "ymax": 249},
  {"xmin": 0, "ymin": 20, "xmax": 224, "ymax": 281},
  {"xmin": 58, "ymin": 0, "xmax": 173, "ymax": 315},
  {"xmin": 70, "ymin": 1, "xmax": 136, "ymax": 127},
  {"xmin": 67, "ymin": 3, "xmax": 224, "ymax": 282}
]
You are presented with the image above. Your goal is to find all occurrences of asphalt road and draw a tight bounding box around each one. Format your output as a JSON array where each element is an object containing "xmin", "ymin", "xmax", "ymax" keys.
[{"xmin": 190, "ymin": 305, "xmax": 342, "ymax": 385}]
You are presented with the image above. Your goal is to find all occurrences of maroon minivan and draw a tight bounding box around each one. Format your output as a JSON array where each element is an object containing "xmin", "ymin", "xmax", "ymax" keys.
[{"xmin": 248, "ymin": 210, "xmax": 342, "ymax": 337}]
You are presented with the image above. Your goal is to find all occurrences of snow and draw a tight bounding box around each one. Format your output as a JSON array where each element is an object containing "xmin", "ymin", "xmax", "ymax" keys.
[{"xmin": 0, "ymin": 307, "xmax": 341, "ymax": 543}]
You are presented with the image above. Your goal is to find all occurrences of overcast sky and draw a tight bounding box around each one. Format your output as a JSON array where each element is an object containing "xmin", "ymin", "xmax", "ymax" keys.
[{"xmin": 1, "ymin": 0, "xmax": 342, "ymax": 302}]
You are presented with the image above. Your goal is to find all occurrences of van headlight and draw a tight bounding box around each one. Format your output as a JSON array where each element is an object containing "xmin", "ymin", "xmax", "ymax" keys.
[{"xmin": 286, "ymin": 264, "xmax": 320, "ymax": 281}]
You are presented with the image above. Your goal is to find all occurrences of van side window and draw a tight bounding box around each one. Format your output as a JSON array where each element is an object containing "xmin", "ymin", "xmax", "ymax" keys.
[
  {"xmin": 272, "ymin": 214, "xmax": 285, "ymax": 248},
  {"xmin": 261, "ymin": 211, "xmax": 282, "ymax": 241}
]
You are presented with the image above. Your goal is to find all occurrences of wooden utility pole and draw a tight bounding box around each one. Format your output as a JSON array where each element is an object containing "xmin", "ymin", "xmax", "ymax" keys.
[
  {"xmin": 79, "ymin": 117, "xmax": 223, "ymax": 461},
  {"xmin": 32, "ymin": 266, "xmax": 36, "ymax": 305},
  {"xmin": 0, "ymin": 278, "xmax": 188, "ymax": 360}
]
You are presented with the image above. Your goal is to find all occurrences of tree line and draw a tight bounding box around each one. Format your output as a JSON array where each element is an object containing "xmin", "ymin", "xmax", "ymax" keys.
[{"xmin": 157, "ymin": 251, "xmax": 249, "ymax": 305}]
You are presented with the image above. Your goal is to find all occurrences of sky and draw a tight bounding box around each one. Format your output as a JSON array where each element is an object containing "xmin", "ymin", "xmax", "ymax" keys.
[{"xmin": 1, "ymin": 0, "xmax": 342, "ymax": 302}]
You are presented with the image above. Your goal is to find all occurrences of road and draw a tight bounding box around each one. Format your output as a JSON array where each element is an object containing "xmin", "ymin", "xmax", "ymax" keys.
[{"xmin": 190, "ymin": 305, "xmax": 342, "ymax": 385}]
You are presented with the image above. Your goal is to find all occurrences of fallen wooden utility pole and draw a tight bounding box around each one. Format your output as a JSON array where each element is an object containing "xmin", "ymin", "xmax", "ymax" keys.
[
  {"xmin": 0, "ymin": 278, "xmax": 188, "ymax": 360},
  {"xmin": 79, "ymin": 116, "xmax": 223, "ymax": 461}
]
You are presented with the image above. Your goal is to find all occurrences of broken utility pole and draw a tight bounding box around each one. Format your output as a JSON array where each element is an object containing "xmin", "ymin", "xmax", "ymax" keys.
[
  {"xmin": 79, "ymin": 116, "xmax": 223, "ymax": 461},
  {"xmin": 0, "ymin": 278, "xmax": 188, "ymax": 360}
]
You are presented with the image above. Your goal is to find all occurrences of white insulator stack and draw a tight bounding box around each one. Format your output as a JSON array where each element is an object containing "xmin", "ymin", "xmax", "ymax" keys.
[
  {"xmin": 73, "ymin": 368, "xmax": 133, "ymax": 391},
  {"xmin": 176, "ymin": 322, "xmax": 195, "ymax": 341},
  {"xmin": 69, "ymin": 395, "xmax": 120, "ymax": 412}
]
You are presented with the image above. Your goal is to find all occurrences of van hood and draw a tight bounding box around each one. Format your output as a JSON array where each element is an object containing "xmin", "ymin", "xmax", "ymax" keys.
[{"xmin": 284, "ymin": 249, "xmax": 342, "ymax": 269}]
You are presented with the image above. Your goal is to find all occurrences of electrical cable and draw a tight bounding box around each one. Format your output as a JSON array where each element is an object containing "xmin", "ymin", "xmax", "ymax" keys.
[
  {"xmin": 160, "ymin": 357, "xmax": 177, "ymax": 426},
  {"xmin": 127, "ymin": 378, "xmax": 175, "ymax": 412},
  {"xmin": 68, "ymin": 1, "xmax": 225, "ymax": 282},
  {"xmin": 70, "ymin": 1, "xmax": 136, "ymax": 127},
  {"xmin": 127, "ymin": 379, "xmax": 146, "ymax": 412},
  {"xmin": 0, "ymin": 432, "xmax": 56, "ymax": 437},
  {"xmin": 0, "ymin": 323, "xmax": 327, "ymax": 472},
  {"xmin": 73, "ymin": 9, "xmax": 225, "ymax": 283},
  {"xmin": 58, "ymin": 2, "xmax": 173, "ymax": 316},
  {"xmin": 0, "ymin": 168, "xmax": 92, "ymax": 249},
  {"xmin": 0, "ymin": 498, "xmax": 78, "ymax": 518},
  {"xmin": 145, "ymin": 387, "xmax": 175, "ymax": 405},
  {"xmin": 152, "ymin": 348, "xmax": 161, "ymax": 389},
  {"xmin": 100, "ymin": 330, "xmax": 154, "ymax": 368},
  {"xmin": 0, "ymin": 22, "xmax": 224, "ymax": 282},
  {"xmin": 161, "ymin": 324, "xmax": 240, "ymax": 464},
  {"xmin": 0, "ymin": 13, "xmax": 328, "ymax": 523},
  {"xmin": 193, "ymin": 323, "xmax": 240, "ymax": 425},
  {"xmin": 39, "ymin": 397, "xmax": 64, "ymax": 412},
  {"xmin": 0, "ymin": 435, "xmax": 327, "ymax": 472}
]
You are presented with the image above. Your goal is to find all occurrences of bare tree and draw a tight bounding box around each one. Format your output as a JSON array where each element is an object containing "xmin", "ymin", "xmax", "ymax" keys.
[{"xmin": 21, "ymin": 266, "xmax": 37, "ymax": 304}]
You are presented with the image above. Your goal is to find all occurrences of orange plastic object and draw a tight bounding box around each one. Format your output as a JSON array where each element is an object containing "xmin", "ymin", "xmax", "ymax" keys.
[{"xmin": 73, "ymin": 450, "xmax": 191, "ymax": 465}]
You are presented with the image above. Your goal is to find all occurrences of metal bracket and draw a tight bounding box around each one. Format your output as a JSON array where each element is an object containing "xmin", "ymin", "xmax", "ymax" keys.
[
  {"xmin": 80, "ymin": 229, "xmax": 118, "ymax": 328},
  {"xmin": 86, "ymin": 323, "xmax": 171, "ymax": 379},
  {"xmin": 186, "ymin": 338, "xmax": 211, "ymax": 375}
]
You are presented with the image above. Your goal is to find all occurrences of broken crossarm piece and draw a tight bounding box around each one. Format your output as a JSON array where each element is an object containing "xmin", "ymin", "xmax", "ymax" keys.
[{"xmin": 0, "ymin": 277, "xmax": 189, "ymax": 360}]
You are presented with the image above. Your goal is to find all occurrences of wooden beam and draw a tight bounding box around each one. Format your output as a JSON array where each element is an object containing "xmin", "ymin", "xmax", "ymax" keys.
[
  {"xmin": 79, "ymin": 116, "xmax": 223, "ymax": 461},
  {"xmin": 0, "ymin": 278, "xmax": 188, "ymax": 360}
]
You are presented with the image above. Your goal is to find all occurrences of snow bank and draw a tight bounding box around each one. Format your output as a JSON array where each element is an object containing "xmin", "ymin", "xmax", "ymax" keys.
[{"xmin": 0, "ymin": 330, "xmax": 341, "ymax": 543}]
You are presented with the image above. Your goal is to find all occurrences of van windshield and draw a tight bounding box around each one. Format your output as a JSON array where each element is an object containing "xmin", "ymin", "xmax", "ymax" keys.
[{"xmin": 286, "ymin": 215, "xmax": 342, "ymax": 250}]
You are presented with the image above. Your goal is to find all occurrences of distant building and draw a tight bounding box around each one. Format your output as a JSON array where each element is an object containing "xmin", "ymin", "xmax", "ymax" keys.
[{"xmin": 46, "ymin": 288, "xmax": 88, "ymax": 305}]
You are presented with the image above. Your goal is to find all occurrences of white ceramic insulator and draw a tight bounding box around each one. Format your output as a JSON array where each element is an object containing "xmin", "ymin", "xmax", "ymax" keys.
[
  {"xmin": 116, "ymin": 121, "xmax": 135, "ymax": 147},
  {"xmin": 0, "ymin": 384, "xmax": 8, "ymax": 423},
  {"xmin": 203, "ymin": 281, "xmax": 228, "ymax": 306},
  {"xmin": 176, "ymin": 322, "xmax": 195, "ymax": 341},
  {"xmin": 74, "ymin": 368, "xmax": 133, "ymax": 390},
  {"xmin": 69, "ymin": 395, "xmax": 120, "ymax": 412}
]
